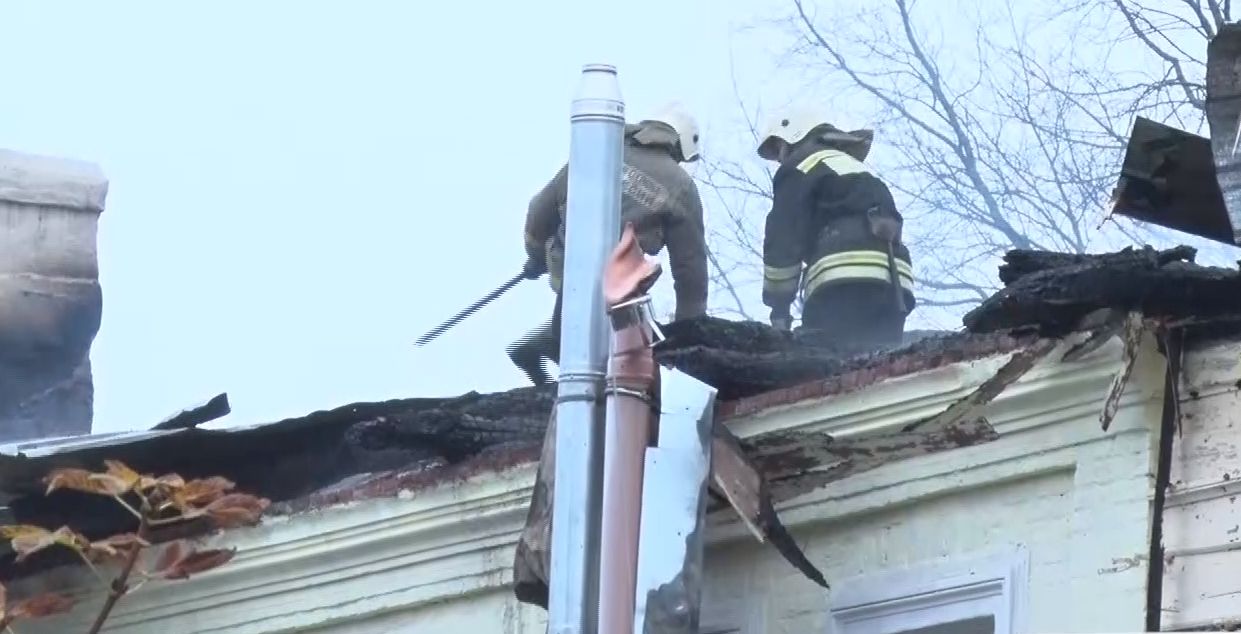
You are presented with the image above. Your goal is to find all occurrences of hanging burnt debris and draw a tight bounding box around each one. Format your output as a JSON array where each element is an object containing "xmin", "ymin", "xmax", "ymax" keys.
[
  {"xmin": 1098, "ymin": 313, "xmax": 1148, "ymax": 432},
  {"xmin": 1110, "ymin": 24, "xmax": 1241, "ymax": 247},
  {"xmin": 966, "ymin": 243, "xmax": 1241, "ymax": 437}
]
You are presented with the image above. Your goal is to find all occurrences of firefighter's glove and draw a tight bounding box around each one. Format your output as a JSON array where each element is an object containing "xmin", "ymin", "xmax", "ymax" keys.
[
  {"xmin": 522, "ymin": 257, "xmax": 547, "ymax": 280},
  {"xmin": 770, "ymin": 308, "xmax": 793, "ymax": 333}
]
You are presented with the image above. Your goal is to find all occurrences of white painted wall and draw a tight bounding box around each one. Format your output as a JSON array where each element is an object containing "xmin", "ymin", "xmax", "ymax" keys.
[
  {"xmin": 306, "ymin": 590, "xmax": 546, "ymax": 634},
  {"xmin": 1163, "ymin": 333, "xmax": 1241, "ymax": 630},
  {"xmin": 702, "ymin": 334, "xmax": 1164, "ymax": 633},
  {"xmin": 11, "ymin": 335, "xmax": 1174, "ymax": 634}
]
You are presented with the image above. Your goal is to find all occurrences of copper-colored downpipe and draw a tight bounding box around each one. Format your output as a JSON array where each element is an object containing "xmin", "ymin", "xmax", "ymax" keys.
[{"xmin": 597, "ymin": 223, "xmax": 663, "ymax": 634}]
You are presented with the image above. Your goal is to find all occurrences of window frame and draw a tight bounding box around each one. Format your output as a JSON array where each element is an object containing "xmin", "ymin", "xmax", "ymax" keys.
[{"xmin": 827, "ymin": 548, "xmax": 1029, "ymax": 634}]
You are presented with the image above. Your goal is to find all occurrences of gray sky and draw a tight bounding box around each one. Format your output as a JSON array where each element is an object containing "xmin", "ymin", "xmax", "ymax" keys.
[
  {"xmin": 7, "ymin": 1, "xmax": 1205, "ymax": 435},
  {"xmin": 0, "ymin": 1, "xmax": 800, "ymax": 432}
]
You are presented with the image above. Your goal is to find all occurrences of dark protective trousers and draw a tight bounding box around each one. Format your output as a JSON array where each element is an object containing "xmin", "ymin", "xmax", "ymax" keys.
[
  {"xmin": 507, "ymin": 293, "xmax": 564, "ymax": 386},
  {"xmin": 799, "ymin": 281, "xmax": 906, "ymax": 352}
]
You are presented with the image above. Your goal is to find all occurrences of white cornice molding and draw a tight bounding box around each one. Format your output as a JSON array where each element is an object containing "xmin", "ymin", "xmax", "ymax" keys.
[
  {"xmin": 13, "ymin": 335, "xmax": 1168, "ymax": 633},
  {"xmin": 726, "ymin": 335, "xmax": 1141, "ymax": 441}
]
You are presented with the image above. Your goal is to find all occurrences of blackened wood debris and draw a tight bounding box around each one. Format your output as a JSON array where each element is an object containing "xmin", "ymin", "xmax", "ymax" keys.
[{"xmin": 966, "ymin": 245, "xmax": 1241, "ymax": 335}]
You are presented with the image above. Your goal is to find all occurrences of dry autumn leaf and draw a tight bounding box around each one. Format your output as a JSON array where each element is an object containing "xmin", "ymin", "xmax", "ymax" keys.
[
  {"xmin": 103, "ymin": 460, "xmax": 143, "ymax": 491},
  {"xmin": 0, "ymin": 525, "xmax": 48, "ymax": 542},
  {"xmin": 44, "ymin": 467, "xmax": 130, "ymax": 497},
  {"xmin": 87, "ymin": 532, "xmax": 150, "ymax": 562},
  {"xmin": 151, "ymin": 542, "xmax": 236, "ymax": 580},
  {"xmin": 150, "ymin": 473, "xmax": 186, "ymax": 491},
  {"xmin": 174, "ymin": 476, "xmax": 236, "ymax": 510},
  {"xmin": 0, "ymin": 581, "xmax": 76, "ymax": 625},
  {"xmin": 9, "ymin": 592, "xmax": 76, "ymax": 619},
  {"xmin": 204, "ymin": 493, "xmax": 270, "ymax": 529},
  {"xmin": 0, "ymin": 525, "xmax": 88, "ymax": 562}
]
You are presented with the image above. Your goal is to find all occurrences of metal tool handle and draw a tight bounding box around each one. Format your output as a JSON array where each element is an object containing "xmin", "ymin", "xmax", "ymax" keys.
[
  {"xmin": 866, "ymin": 207, "xmax": 908, "ymax": 315},
  {"xmin": 885, "ymin": 243, "xmax": 907, "ymax": 314},
  {"xmin": 414, "ymin": 271, "xmax": 526, "ymax": 346}
]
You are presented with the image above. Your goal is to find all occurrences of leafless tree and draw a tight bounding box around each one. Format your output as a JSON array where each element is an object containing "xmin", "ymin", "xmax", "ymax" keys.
[{"xmin": 699, "ymin": 0, "xmax": 1235, "ymax": 327}]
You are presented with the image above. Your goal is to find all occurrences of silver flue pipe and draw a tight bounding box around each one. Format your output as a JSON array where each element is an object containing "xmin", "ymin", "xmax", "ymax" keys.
[{"xmin": 548, "ymin": 63, "xmax": 626, "ymax": 634}]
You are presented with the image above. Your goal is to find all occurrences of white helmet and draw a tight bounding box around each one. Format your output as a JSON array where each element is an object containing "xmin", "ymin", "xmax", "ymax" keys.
[
  {"xmin": 642, "ymin": 102, "xmax": 701, "ymax": 163},
  {"xmin": 756, "ymin": 107, "xmax": 831, "ymax": 161}
]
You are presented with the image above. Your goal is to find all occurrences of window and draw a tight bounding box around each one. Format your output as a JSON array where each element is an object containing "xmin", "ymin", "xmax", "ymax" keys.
[{"xmin": 827, "ymin": 549, "xmax": 1029, "ymax": 634}]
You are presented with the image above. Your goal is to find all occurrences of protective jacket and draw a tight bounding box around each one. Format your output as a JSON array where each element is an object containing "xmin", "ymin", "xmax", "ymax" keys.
[
  {"xmin": 523, "ymin": 122, "xmax": 709, "ymax": 320},
  {"xmin": 762, "ymin": 134, "xmax": 915, "ymax": 316}
]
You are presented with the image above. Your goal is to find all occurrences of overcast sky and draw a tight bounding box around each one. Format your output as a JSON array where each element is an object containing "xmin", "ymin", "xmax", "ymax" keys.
[
  {"xmin": 5, "ymin": 1, "xmax": 1211, "ymax": 436},
  {"xmin": 0, "ymin": 1, "xmax": 817, "ymax": 433}
]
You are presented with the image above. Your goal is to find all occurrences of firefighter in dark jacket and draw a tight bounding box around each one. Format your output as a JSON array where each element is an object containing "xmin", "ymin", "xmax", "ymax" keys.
[
  {"xmin": 507, "ymin": 103, "xmax": 710, "ymax": 385},
  {"xmin": 756, "ymin": 108, "xmax": 915, "ymax": 349}
]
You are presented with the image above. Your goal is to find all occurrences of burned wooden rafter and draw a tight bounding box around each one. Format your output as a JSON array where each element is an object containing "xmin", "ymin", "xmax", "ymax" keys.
[
  {"xmin": 707, "ymin": 431, "xmax": 764, "ymax": 543},
  {"xmin": 1099, "ymin": 313, "xmax": 1147, "ymax": 432},
  {"xmin": 680, "ymin": 339, "xmax": 1061, "ymax": 594},
  {"xmin": 995, "ymin": 246, "xmax": 1199, "ymax": 287},
  {"xmin": 150, "ymin": 393, "xmax": 231, "ymax": 431},
  {"xmin": 708, "ymin": 425, "xmax": 828, "ymax": 589},
  {"xmin": 965, "ymin": 246, "xmax": 1241, "ymax": 335},
  {"xmin": 750, "ymin": 417, "xmax": 1000, "ymax": 507},
  {"xmin": 903, "ymin": 338, "xmax": 1059, "ymax": 434},
  {"xmin": 1061, "ymin": 308, "xmax": 1129, "ymax": 363},
  {"xmin": 739, "ymin": 338, "xmax": 1059, "ymax": 506}
]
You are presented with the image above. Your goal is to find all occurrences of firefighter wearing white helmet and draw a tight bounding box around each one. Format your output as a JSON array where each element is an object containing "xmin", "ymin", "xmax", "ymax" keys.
[
  {"xmin": 756, "ymin": 107, "xmax": 915, "ymax": 351},
  {"xmin": 506, "ymin": 103, "xmax": 709, "ymax": 386},
  {"xmin": 646, "ymin": 102, "xmax": 701, "ymax": 162}
]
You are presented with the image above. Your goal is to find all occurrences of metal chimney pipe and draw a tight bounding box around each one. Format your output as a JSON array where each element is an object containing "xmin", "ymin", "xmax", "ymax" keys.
[{"xmin": 549, "ymin": 63, "xmax": 626, "ymax": 634}]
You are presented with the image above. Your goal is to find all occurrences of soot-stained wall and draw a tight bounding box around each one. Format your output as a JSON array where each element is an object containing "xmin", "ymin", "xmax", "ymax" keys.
[{"xmin": 0, "ymin": 148, "xmax": 108, "ymax": 442}]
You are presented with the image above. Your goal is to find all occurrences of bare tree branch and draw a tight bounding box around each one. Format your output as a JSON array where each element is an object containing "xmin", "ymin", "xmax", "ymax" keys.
[{"xmin": 699, "ymin": 0, "xmax": 1230, "ymax": 326}]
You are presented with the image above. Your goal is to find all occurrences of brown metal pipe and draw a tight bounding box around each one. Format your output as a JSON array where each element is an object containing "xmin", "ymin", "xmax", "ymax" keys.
[{"xmin": 597, "ymin": 224, "xmax": 662, "ymax": 634}]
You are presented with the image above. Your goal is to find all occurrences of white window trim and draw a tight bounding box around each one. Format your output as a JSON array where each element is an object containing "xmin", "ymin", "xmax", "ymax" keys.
[{"xmin": 827, "ymin": 548, "xmax": 1029, "ymax": 634}]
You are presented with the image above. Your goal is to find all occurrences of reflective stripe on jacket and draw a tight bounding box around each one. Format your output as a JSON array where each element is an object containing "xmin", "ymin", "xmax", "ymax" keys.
[{"xmin": 803, "ymin": 249, "xmax": 914, "ymax": 297}]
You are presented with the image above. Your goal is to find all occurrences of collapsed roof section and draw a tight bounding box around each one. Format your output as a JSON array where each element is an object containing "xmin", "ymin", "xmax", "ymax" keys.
[
  {"xmin": 2, "ymin": 243, "xmax": 1240, "ymax": 582},
  {"xmin": 0, "ymin": 321, "xmax": 1020, "ymax": 536}
]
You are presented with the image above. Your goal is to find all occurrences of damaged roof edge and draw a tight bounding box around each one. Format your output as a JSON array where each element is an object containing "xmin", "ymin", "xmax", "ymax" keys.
[
  {"xmin": 271, "ymin": 443, "xmax": 543, "ymax": 516},
  {"xmin": 0, "ymin": 330, "xmax": 1025, "ymax": 464},
  {"xmin": 717, "ymin": 331, "xmax": 1037, "ymax": 420},
  {"xmin": 0, "ymin": 394, "xmax": 439, "ymax": 460},
  {"xmin": 251, "ymin": 332, "xmax": 1048, "ymax": 517},
  {"xmin": 0, "ymin": 429, "xmax": 177, "ymax": 459}
]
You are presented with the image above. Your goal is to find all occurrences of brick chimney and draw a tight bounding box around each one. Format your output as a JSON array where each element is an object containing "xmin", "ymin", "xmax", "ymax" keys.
[{"xmin": 0, "ymin": 149, "xmax": 108, "ymax": 442}]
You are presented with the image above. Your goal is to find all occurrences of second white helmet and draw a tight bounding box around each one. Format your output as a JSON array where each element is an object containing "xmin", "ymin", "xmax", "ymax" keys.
[
  {"xmin": 642, "ymin": 103, "xmax": 701, "ymax": 163},
  {"xmin": 756, "ymin": 107, "xmax": 831, "ymax": 161}
]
